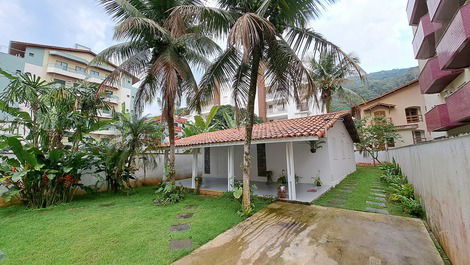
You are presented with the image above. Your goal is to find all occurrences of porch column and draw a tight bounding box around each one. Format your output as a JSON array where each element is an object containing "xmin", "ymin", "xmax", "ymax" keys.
[
  {"xmin": 286, "ymin": 142, "xmax": 297, "ymax": 201},
  {"xmin": 192, "ymin": 148, "xmax": 198, "ymax": 189},
  {"xmin": 227, "ymin": 146, "xmax": 235, "ymax": 191}
]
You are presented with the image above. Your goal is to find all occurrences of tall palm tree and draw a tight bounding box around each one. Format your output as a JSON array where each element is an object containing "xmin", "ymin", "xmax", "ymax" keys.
[
  {"xmin": 309, "ymin": 52, "xmax": 364, "ymax": 113},
  {"xmin": 93, "ymin": 0, "xmax": 220, "ymax": 179},
  {"xmin": 172, "ymin": 0, "xmax": 364, "ymax": 213}
]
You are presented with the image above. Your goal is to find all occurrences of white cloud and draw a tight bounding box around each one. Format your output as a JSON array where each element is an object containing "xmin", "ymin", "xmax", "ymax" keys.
[
  {"xmin": 311, "ymin": 0, "xmax": 417, "ymax": 73},
  {"xmin": 0, "ymin": 0, "xmax": 31, "ymax": 52}
]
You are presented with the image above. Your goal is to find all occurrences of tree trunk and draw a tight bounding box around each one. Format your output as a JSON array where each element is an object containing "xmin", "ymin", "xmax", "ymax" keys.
[
  {"xmin": 242, "ymin": 46, "xmax": 263, "ymax": 214},
  {"xmin": 166, "ymin": 109, "xmax": 176, "ymax": 180}
]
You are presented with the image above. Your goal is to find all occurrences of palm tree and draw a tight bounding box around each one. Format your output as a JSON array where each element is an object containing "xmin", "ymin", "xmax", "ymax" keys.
[
  {"xmin": 309, "ymin": 52, "xmax": 364, "ymax": 113},
  {"xmin": 93, "ymin": 0, "xmax": 220, "ymax": 179},
  {"xmin": 172, "ymin": 0, "xmax": 364, "ymax": 213}
]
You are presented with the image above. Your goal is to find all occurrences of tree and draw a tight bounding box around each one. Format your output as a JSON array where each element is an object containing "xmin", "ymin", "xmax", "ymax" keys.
[
  {"xmin": 355, "ymin": 116, "xmax": 400, "ymax": 165},
  {"xmin": 309, "ymin": 52, "xmax": 364, "ymax": 113},
  {"xmin": 173, "ymin": 0, "xmax": 363, "ymax": 214},
  {"xmin": 212, "ymin": 105, "xmax": 263, "ymax": 129},
  {"xmin": 93, "ymin": 0, "xmax": 220, "ymax": 179},
  {"xmin": 183, "ymin": 105, "xmax": 219, "ymax": 136}
]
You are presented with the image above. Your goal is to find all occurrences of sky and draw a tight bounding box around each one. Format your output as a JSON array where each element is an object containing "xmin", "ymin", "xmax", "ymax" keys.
[{"xmin": 0, "ymin": 0, "xmax": 417, "ymax": 116}]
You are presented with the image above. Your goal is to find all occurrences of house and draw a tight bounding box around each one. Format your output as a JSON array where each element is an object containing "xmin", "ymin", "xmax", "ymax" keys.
[
  {"xmin": 0, "ymin": 41, "xmax": 139, "ymax": 138},
  {"xmin": 170, "ymin": 112, "xmax": 359, "ymax": 202},
  {"xmin": 352, "ymin": 80, "xmax": 438, "ymax": 147},
  {"xmin": 150, "ymin": 116, "xmax": 187, "ymax": 140},
  {"xmin": 407, "ymin": 0, "xmax": 470, "ymax": 136}
]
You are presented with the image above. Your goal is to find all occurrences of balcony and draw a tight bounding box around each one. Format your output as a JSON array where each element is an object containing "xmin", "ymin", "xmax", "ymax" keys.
[
  {"xmin": 47, "ymin": 63, "xmax": 86, "ymax": 80},
  {"xmin": 436, "ymin": 4, "xmax": 470, "ymax": 69},
  {"xmin": 407, "ymin": 0, "xmax": 428, "ymax": 25},
  {"xmin": 446, "ymin": 82, "xmax": 470, "ymax": 122},
  {"xmin": 419, "ymin": 57, "xmax": 462, "ymax": 94},
  {"xmin": 98, "ymin": 109, "xmax": 113, "ymax": 119},
  {"xmin": 425, "ymin": 104, "xmax": 461, "ymax": 131},
  {"xmin": 103, "ymin": 94, "xmax": 120, "ymax": 104},
  {"xmin": 413, "ymin": 15, "xmax": 439, "ymax": 59},
  {"xmin": 427, "ymin": 0, "xmax": 466, "ymax": 22}
]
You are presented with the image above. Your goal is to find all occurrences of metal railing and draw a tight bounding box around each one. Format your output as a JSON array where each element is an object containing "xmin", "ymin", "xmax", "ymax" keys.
[{"xmin": 406, "ymin": 114, "xmax": 423, "ymax": 123}]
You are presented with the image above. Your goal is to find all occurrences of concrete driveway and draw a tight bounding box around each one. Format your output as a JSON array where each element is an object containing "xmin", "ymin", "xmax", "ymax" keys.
[{"xmin": 173, "ymin": 202, "xmax": 443, "ymax": 265}]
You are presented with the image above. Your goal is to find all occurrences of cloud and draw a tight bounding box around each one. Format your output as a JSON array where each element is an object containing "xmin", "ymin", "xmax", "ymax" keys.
[
  {"xmin": 0, "ymin": 0, "xmax": 32, "ymax": 52},
  {"xmin": 311, "ymin": 0, "xmax": 417, "ymax": 73}
]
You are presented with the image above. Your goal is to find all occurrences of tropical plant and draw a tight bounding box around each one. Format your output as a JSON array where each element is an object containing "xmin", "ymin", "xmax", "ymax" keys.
[
  {"xmin": 173, "ymin": 0, "xmax": 364, "ymax": 214},
  {"xmin": 309, "ymin": 51, "xmax": 364, "ymax": 112},
  {"xmin": 182, "ymin": 105, "xmax": 219, "ymax": 136},
  {"xmin": 94, "ymin": 0, "xmax": 221, "ymax": 180},
  {"xmin": 212, "ymin": 105, "xmax": 264, "ymax": 129},
  {"xmin": 154, "ymin": 180, "xmax": 185, "ymax": 206},
  {"xmin": 355, "ymin": 116, "xmax": 400, "ymax": 165},
  {"xmin": 0, "ymin": 136, "xmax": 95, "ymax": 208}
]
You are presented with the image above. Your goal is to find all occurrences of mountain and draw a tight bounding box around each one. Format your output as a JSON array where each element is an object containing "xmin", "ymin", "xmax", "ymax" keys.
[{"xmin": 331, "ymin": 66, "xmax": 420, "ymax": 111}]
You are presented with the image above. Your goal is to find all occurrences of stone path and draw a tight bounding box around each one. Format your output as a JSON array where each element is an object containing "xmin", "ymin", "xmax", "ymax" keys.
[
  {"xmin": 169, "ymin": 206, "xmax": 198, "ymax": 251},
  {"xmin": 365, "ymin": 185, "xmax": 389, "ymax": 215}
]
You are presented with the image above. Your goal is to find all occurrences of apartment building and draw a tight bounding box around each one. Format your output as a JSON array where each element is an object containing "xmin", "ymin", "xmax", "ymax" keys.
[
  {"xmin": 353, "ymin": 80, "xmax": 433, "ymax": 147},
  {"xmin": 197, "ymin": 78, "xmax": 323, "ymax": 122},
  {"xmin": 407, "ymin": 0, "xmax": 470, "ymax": 136},
  {"xmin": 0, "ymin": 41, "xmax": 139, "ymax": 137}
]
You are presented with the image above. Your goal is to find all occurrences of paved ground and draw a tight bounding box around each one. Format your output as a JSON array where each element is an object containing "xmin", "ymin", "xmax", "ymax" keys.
[{"xmin": 173, "ymin": 202, "xmax": 443, "ymax": 265}]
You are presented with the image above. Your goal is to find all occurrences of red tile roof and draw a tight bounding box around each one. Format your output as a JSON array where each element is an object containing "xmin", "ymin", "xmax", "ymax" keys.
[{"xmin": 169, "ymin": 112, "xmax": 359, "ymax": 148}]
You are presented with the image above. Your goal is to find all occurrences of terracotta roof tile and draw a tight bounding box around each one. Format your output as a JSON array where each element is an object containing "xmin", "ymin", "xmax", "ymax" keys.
[{"xmin": 170, "ymin": 112, "xmax": 354, "ymax": 148}]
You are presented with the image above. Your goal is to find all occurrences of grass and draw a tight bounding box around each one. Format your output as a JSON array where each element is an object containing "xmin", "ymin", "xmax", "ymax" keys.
[
  {"xmin": 313, "ymin": 167, "xmax": 413, "ymax": 218},
  {"xmin": 0, "ymin": 186, "xmax": 270, "ymax": 265}
]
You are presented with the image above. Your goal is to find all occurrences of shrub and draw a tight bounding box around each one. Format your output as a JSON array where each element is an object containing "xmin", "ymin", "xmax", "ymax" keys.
[
  {"xmin": 154, "ymin": 181, "xmax": 185, "ymax": 206},
  {"xmin": 399, "ymin": 196, "xmax": 424, "ymax": 217},
  {"xmin": 232, "ymin": 181, "xmax": 257, "ymax": 216}
]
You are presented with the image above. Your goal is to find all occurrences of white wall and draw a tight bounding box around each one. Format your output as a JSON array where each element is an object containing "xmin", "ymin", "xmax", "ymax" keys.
[
  {"xmin": 387, "ymin": 135, "xmax": 470, "ymax": 265},
  {"xmin": 354, "ymin": 151, "xmax": 390, "ymax": 164},
  {"xmin": 326, "ymin": 120, "xmax": 357, "ymax": 185}
]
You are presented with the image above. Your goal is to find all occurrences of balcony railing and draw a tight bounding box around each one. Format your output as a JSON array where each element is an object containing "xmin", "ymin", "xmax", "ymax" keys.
[
  {"xmin": 428, "ymin": 0, "xmax": 466, "ymax": 22},
  {"xmin": 103, "ymin": 94, "xmax": 120, "ymax": 104},
  {"xmin": 436, "ymin": 4, "xmax": 470, "ymax": 69},
  {"xmin": 407, "ymin": 0, "xmax": 428, "ymax": 25},
  {"xmin": 446, "ymin": 82, "xmax": 470, "ymax": 122},
  {"xmin": 413, "ymin": 15, "xmax": 439, "ymax": 59},
  {"xmin": 406, "ymin": 114, "xmax": 423, "ymax": 123},
  {"xmin": 419, "ymin": 56, "xmax": 463, "ymax": 94},
  {"xmin": 425, "ymin": 104, "xmax": 461, "ymax": 131}
]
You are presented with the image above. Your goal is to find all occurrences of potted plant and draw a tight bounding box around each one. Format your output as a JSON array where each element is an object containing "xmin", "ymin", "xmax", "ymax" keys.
[
  {"xmin": 277, "ymin": 170, "xmax": 288, "ymax": 199},
  {"xmin": 314, "ymin": 176, "xmax": 322, "ymax": 187},
  {"xmin": 195, "ymin": 176, "xmax": 203, "ymax": 194}
]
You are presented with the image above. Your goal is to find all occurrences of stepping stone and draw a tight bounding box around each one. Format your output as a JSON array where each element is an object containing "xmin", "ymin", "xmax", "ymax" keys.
[
  {"xmin": 169, "ymin": 239, "xmax": 192, "ymax": 251},
  {"xmin": 99, "ymin": 203, "xmax": 115, "ymax": 207},
  {"xmin": 369, "ymin": 197, "xmax": 386, "ymax": 202},
  {"xmin": 338, "ymin": 189, "xmax": 353, "ymax": 193},
  {"xmin": 366, "ymin": 208, "xmax": 389, "ymax": 215},
  {"xmin": 170, "ymin": 224, "xmax": 190, "ymax": 232},
  {"xmin": 371, "ymin": 188, "xmax": 386, "ymax": 193},
  {"xmin": 177, "ymin": 213, "xmax": 193, "ymax": 219},
  {"xmin": 325, "ymin": 201, "xmax": 344, "ymax": 207},
  {"xmin": 367, "ymin": 201, "xmax": 386, "ymax": 208},
  {"xmin": 371, "ymin": 193, "xmax": 386, "ymax": 197},
  {"xmin": 184, "ymin": 205, "xmax": 198, "ymax": 210},
  {"xmin": 0, "ymin": 250, "xmax": 4, "ymax": 261}
]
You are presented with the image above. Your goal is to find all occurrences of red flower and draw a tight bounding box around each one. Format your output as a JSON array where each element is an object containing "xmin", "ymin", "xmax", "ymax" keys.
[{"xmin": 11, "ymin": 167, "xmax": 16, "ymax": 172}]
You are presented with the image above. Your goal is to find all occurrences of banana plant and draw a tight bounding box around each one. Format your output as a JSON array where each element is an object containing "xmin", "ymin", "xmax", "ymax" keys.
[{"xmin": 183, "ymin": 106, "xmax": 220, "ymax": 137}]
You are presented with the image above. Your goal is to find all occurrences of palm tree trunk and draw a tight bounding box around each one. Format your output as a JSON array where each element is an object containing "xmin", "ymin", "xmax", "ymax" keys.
[
  {"xmin": 166, "ymin": 110, "xmax": 176, "ymax": 180},
  {"xmin": 242, "ymin": 45, "xmax": 263, "ymax": 214}
]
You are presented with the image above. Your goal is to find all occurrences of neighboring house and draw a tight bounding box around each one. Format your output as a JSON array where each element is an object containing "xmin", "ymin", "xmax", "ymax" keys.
[
  {"xmin": 170, "ymin": 112, "xmax": 359, "ymax": 202},
  {"xmin": 150, "ymin": 116, "xmax": 187, "ymax": 140},
  {"xmin": 407, "ymin": 0, "xmax": 470, "ymax": 136},
  {"xmin": 0, "ymin": 41, "xmax": 139, "ymax": 138},
  {"xmin": 352, "ymin": 80, "xmax": 433, "ymax": 147}
]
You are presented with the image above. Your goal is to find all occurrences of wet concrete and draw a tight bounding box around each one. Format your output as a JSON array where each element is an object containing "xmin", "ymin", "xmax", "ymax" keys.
[{"xmin": 173, "ymin": 202, "xmax": 443, "ymax": 265}]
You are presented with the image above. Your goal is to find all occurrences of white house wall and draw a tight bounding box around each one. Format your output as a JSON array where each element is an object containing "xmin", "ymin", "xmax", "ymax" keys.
[{"xmin": 326, "ymin": 120, "xmax": 357, "ymax": 186}]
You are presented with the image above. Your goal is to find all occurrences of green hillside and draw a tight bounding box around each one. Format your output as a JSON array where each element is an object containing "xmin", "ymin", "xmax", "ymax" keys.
[{"xmin": 332, "ymin": 66, "xmax": 419, "ymax": 111}]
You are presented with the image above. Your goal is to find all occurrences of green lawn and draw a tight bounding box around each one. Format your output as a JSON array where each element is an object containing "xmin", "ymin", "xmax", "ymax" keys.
[
  {"xmin": 0, "ymin": 187, "xmax": 269, "ymax": 265},
  {"xmin": 313, "ymin": 167, "xmax": 412, "ymax": 218}
]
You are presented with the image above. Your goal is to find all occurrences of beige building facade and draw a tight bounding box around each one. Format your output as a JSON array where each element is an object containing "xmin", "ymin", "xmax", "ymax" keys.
[{"xmin": 353, "ymin": 80, "xmax": 439, "ymax": 147}]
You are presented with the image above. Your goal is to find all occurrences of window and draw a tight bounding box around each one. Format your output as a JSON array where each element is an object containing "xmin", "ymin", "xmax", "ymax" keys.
[
  {"xmin": 204, "ymin": 147, "xmax": 211, "ymax": 174},
  {"xmin": 257, "ymin": 144, "xmax": 267, "ymax": 176},
  {"xmin": 405, "ymin": 107, "xmax": 421, "ymax": 123},
  {"xmin": 28, "ymin": 52, "xmax": 34, "ymax": 57},
  {"xmin": 413, "ymin": 130, "xmax": 425, "ymax": 144},
  {"xmin": 387, "ymin": 138, "xmax": 395, "ymax": 148},
  {"xmin": 90, "ymin": 70, "xmax": 100, "ymax": 77},
  {"xmin": 127, "ymin": 95, "xmax": 130, "ymax": 97},
  {"xmin": 75, "ymin": 66, "xmax": 85, "ymax": 73},
  {"xmin": 297, "ymin": 102, "xmax": 309, "ymax": 111},
  {"xmin": 373, "ymin": 111, "xmax": 386, "ymax": 117},
  {"xmin": 54, "ymin": 79, "xmax": 66, "ymax": 86},
  {"xmin": 56, "ymin": 61, "xmax": 68, "ymax": 70}
]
